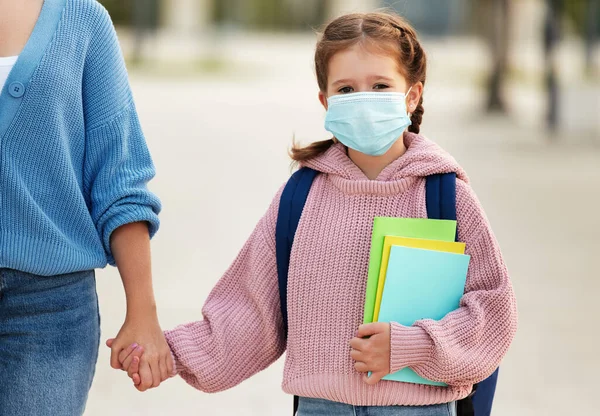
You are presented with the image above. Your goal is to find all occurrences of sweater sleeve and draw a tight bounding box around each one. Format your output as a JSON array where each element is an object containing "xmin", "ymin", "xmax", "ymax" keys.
[
  {"xmin": 163, "ymin": 189, "xmax": 286, "ymax": 393},
  {"xmin": 388, "ymin": 179, "xmax": 518, "ymax": 386},
  {"xmin": 82, "ymin": 5, "xmax": 161, "ymax": 265}
]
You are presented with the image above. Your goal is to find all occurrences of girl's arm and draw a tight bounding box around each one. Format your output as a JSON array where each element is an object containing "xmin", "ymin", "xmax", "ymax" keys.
[
  {"xmin": 388, "ymin": 180, "xmax": 518, "ymax": 386},
  {"xmin": 161, "ymin": 192, "xmax": 286, "ymax": 393}
]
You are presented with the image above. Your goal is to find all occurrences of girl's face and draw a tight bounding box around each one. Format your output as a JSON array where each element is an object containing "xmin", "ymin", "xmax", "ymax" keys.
[{"xmin": 319, "ymin": 42, "xmax": 422, "ymax": 113}]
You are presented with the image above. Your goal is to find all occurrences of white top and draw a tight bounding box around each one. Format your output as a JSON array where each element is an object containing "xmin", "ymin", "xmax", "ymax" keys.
[{"xmin": 0, "ymin": 56, "xmax": 19, "ymax": 94}]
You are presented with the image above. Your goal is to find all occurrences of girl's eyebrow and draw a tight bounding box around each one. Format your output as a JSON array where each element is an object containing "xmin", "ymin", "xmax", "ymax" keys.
[
  {"xmin": 331, "ymin": 78, "xmax": 354, "ymax": 87},
  {"xmin": 331, "ymin": 75, "xmax": 395, "ymax": 87},
  {"xmin": 369, "ymin": 75, "xmax": 395, "ymax": 82}
]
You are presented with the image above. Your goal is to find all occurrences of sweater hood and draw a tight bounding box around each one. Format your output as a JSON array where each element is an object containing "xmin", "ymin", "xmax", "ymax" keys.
[{"xmin": 301, "ymin": 133, "xmax": 468, "ymax": 195}]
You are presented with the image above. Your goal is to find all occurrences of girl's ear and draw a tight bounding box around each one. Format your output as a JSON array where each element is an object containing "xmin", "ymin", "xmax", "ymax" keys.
[
  {"xmin": 406, "ymin": 82, "xmax": 424, "ymax": 113},
  {"xmin": 319, "ymin": 91, "xmax": 328, "ymax": 110}
]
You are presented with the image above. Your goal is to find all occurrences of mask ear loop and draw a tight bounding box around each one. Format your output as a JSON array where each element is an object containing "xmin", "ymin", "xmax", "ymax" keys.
[{"xmin": 406, "ymin": 85, "xmax": 414, "ymax": 118}]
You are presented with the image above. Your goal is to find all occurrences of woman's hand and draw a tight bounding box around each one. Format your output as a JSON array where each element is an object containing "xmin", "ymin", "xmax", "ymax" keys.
[
  {"xmin": 107, "ymin": 313, "xmax": 173, "ymax": 391},
  {"xmin": 349, "ymin": 322, "xmax": 391, "ymax": 385}
]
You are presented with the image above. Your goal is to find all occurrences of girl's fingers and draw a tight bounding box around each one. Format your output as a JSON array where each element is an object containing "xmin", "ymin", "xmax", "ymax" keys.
[
  {"xmin": 138, "ymin": 360, "xmax": 153, "ymax": 391},
  {"xmin": 128, "ymin": 356, "xmax": 141, "ymax": 379},
  {"xmin": 356, "ymin": 323, "xmax": 387, "ymax": 338},
  {"xmin": 349, "ymin": 337, "xmax": 366, "ymax": 351},
  {"xmin": 363, "ymin": 371, "xmax": 385, "ymax": 385},
  {"xmin": 354, "ymin": 361, "xmax": 369, "ymax": 373},
  {"xmin": 133, "ymin": 373, "xmax": 141, "ymax": 387},
  {"xmin": 123, "ymin": 346, "xmax": 144, "ymax": 372},
  {"xmin": 350, "ymin": 348, "xmax": 363, "ymax": 361},
  {"xmin": 118, "ymin": 343, "xmax": 139, "ymax": 367}
]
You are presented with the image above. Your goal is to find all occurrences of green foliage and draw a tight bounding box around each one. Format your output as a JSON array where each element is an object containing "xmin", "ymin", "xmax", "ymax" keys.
[
  {"xmin": 564, "ymin": 0, "xmax": 600, "ymax": 36},
  {"xmin": 98, "ymin": 0, "xmax": 132, "ymax": 25}
]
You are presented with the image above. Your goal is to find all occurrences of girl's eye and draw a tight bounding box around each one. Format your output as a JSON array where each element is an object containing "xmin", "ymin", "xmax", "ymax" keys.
[
  {"xmin": 338, "ymin": 86, "xmax": 354, "ymax": 94},
  {"xmin": 373, "ymin": 84, "xmax": 390, "ymax": 90}
]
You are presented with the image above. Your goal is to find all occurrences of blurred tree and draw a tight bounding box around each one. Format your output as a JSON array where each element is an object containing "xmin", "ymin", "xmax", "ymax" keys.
[
  {"xmin": 474, "ymin": 0, "xmax": 512, "ymax": 113},
  {"xmin": 131, "ymin": 0, "xmax": 160, "ymax": 63},
  {"xmin": 98, "ymin": 0, "xmax": 132, "ymax": 25},
  {"xmin": 562, "ymin": 0, "xmax": 599, "ymax": 75},
  {"xmin": 99, "ymin": 0, "xmax": 160, "ymax": 63},
  {"xmin": 211, "ymin": 0, "xmax": 328, "ymax": 30},
  {"xmin": 584, "ymin": 0, "xmax": 599, "ymax": 75},
  {"xmin": 544, "ymin": 0, "xmax": 563, "ymax": 132}
]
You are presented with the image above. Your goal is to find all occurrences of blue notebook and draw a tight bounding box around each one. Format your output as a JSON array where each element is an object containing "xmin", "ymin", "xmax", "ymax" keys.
[{"xmin": 378, "ymin": 245, "xmax": 471, "ymax": 386}]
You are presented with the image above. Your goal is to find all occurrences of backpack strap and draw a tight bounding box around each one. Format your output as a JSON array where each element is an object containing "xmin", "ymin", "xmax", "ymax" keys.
[
  {"xmin": 427, "ymin": 173, "xmax": 499, "ymax": 416},
  {"xmin": 275, "ymin": 167, "xmax": 319, "ymax": 339},
  {"xmin": 276, "ymin": 167, "xmax": 318, "ymax": 416},
  {"xmin": 426, "ymin": 172, "xmax": 457, "ymax": 222},
  {"xmin": 427, "ymin": 173, "xmax": 474, "ymax": 416}
]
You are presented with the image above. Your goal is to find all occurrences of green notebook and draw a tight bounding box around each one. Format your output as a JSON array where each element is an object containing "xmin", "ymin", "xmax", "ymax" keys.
[{"xmin": 363, "ymin": 217, "xmax": 457, "ymax": 324}]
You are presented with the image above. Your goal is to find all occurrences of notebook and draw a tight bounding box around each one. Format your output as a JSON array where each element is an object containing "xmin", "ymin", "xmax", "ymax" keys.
[
  {"xmin": 378, "ymin": 245, "xmax": 470, "ymax": 386},
  {"xmin": 373, "ymin": 236, "xmax": 466, "ymax": 322},
  {"xmin": 363, "ymin": 217, "xmax": 457, "ymax": 324}
]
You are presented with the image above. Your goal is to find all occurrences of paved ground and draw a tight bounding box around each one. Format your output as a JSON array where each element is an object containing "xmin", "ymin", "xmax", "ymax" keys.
[{"xmin": 85, "ymin": 33, "xmax": 600, "ymax": 415}]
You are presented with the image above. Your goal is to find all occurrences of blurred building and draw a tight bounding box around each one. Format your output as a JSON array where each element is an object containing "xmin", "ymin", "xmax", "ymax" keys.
[
  {"xmin": 162, "ymin": 0, "xmax": 211, "ymax": 33},
  {"xmin": 102, "ymin": 0, "xmax": 596, "ymax": 45},
  {"xmin": 157, "ymin": 0, "xmax": 469, "ymax": 34}
]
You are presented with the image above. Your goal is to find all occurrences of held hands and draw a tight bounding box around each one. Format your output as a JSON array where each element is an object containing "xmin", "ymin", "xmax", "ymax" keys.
[
  {"xmin": 106, "ymin": 314, "xmax": 175, "ymax": 391},
  {"xmin": 349, "ymin": 322, "xmax": 391, "ymax": 385}
]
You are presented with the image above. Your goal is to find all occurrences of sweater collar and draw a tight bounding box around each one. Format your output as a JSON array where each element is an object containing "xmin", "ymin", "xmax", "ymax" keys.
[
  {"xmin": 0, "ymin": 0, "xmax": 67, "ymax": 140},
  {"xmin": 301, "ymin": 133, "xmax": 469, "ymax": 196}
]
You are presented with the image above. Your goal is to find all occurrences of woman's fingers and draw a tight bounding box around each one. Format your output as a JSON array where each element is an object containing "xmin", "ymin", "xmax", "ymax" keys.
[
  {"xmin": 159, "ymin": 356, "xmax": 169, "ymax": 382},
  {"xmin": 167, "ymin": 353, "xmax": 175, "ymax": 377},
  {"xmin": 149, "ymin": 355, "xmax": 162, "ymax": 388}
]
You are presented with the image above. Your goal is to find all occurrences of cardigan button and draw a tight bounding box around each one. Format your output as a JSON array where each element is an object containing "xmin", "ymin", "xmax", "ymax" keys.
[{"xmin": 8, "ymin": 82, "xmax": 25, "ymax": 98}]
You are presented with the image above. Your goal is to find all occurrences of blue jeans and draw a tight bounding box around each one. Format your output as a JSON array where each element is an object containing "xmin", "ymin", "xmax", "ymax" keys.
[
  {"xmin": 297, "ymin": 397, "xmax": 457, "ymax": 416},
  {"xmin": 0, "ymin": 269, "xmax": 100, "ymax": 416}
]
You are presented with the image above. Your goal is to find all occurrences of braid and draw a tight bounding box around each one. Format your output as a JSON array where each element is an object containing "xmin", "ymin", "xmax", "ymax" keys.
[{"xmin": 409, "ymin": 95, "xmax": 424, "ymax": 134}]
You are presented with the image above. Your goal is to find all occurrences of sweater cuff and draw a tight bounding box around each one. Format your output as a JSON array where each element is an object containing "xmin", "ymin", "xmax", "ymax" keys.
[
  {"xmin": 164, "ymin": 329, "xmax": 185, "ymax": 375},
  {"xmin": 390, "ymin": 322, "xmax": 434, "ymax": 374}
]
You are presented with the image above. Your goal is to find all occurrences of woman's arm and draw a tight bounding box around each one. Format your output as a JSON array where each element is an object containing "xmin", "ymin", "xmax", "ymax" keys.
[
  {"xmin": 109, "ymin": 222, "xmax": 172, "ymax": 391},
  {"xmin": 80, "ymin": 3, "xmax": 164, "ymax": 391}
]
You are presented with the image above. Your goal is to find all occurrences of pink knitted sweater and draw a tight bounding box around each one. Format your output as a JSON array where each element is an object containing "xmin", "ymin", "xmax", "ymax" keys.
[{"xmin": 164, "ymin": 133, "xmax": 518, "ymax": 406}]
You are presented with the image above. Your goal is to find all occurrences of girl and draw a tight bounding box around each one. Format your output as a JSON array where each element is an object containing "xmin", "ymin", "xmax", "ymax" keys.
[
  {"xmin": 0, "ymin": 0, "xmax": 171, "ymax": 414},
  {"xmin": 120, "ymin": 11, "xmax": 517, "ymax": 416}
]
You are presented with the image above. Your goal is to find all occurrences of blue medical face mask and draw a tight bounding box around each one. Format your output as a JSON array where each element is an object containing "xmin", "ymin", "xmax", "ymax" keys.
[{"xmin": 324, "ymin": 89, "xmax": 413, "ymax": 156}]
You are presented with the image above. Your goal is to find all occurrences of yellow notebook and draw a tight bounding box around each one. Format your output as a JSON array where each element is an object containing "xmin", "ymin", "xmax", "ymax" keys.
[{"xmin": 373, "ymin": 237, "xmax": 466, "ymax": 322}]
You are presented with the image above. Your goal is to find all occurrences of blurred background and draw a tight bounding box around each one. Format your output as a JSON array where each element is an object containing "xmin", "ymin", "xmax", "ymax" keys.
[{"xmin": 89, "ymin": 0, "xmax": 600, "ymax": 415}]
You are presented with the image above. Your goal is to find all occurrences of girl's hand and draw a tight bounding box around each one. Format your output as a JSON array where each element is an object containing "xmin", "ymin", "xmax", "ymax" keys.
[
  {"xmin": 105, "ymin": 340, "xmax": 145, "ymax": 389},
  {"xmin": 125, "ymin": 351, "xmax": 143, "ymax": 388},
  {"xmin": 108, "ymin": 314, "xmax": 173, "ymax": 391},
  {"xmin": 349, "ymin": 322, "xmax": 391, "ymax": 385}
]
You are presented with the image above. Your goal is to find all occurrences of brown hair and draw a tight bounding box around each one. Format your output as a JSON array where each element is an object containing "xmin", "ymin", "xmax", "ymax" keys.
[{"xmin": 290, "ymin": 11, "xmax": 427, "ymax": 162}]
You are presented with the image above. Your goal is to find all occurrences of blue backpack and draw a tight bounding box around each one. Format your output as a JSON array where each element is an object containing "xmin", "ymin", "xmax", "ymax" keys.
[{"xmin": 275, "ymin": 167, "xmax": 499, "ymax": 416}]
